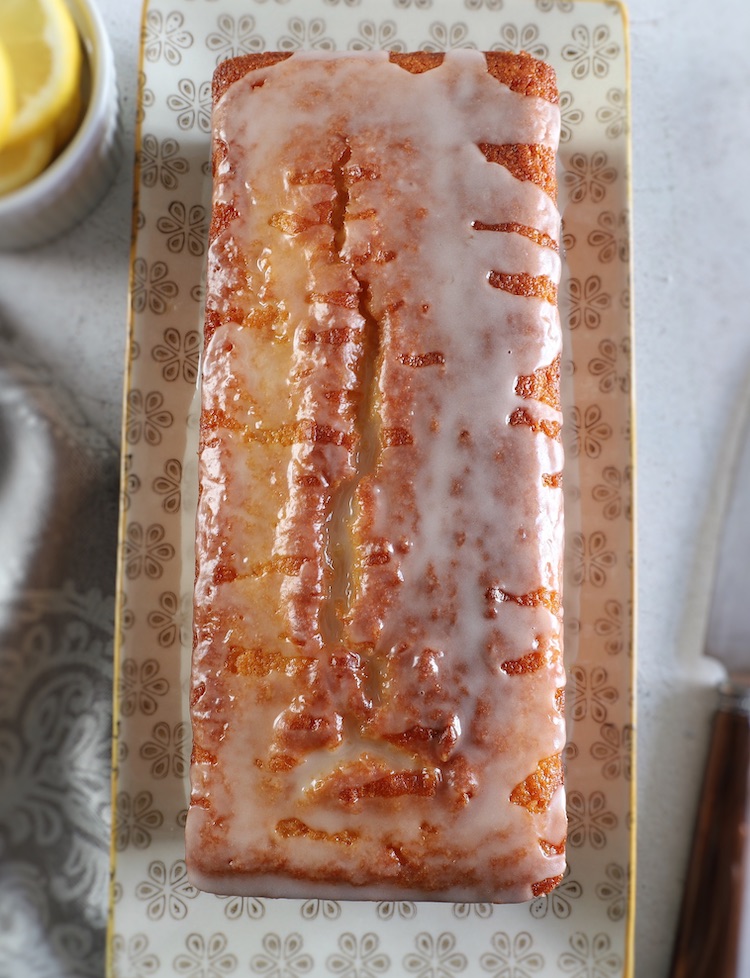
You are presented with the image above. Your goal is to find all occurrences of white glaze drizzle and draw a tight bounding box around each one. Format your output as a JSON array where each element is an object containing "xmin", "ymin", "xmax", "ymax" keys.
[{"xmin": 189, "ymin": 50, "xmax": 565, "ymax": 903}]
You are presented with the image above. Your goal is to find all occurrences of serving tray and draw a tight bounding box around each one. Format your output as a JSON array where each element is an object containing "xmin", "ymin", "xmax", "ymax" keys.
[{"xmin": 109, "ymin": 1, "xmax": 634, "ymax": 974}]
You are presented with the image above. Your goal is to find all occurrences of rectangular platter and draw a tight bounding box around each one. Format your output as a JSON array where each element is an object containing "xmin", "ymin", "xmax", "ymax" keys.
[{"xmin": 109, "ymin": 1, "xmax": 634, "ymax": 975}]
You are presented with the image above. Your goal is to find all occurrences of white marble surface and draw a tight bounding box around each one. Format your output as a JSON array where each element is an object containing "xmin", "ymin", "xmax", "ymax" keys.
[{"xmin": 1, "ymin": 1, "xmax": 749, "ymax": 975}]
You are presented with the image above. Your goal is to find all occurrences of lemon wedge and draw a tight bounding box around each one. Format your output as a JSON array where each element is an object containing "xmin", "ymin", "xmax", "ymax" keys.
[
  {"xmin": 0, "ymin": 127, "xmax": 55, "ymax": 195},
  {"xmin": 0, "ymin": 0, "xmax": 81, "ymax": 147},
  {"xmin": 0, "ymin": 42, "xmax": 14, "ymax": 149}
]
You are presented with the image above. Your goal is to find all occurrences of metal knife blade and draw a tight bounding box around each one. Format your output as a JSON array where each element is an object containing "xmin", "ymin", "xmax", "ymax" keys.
[{"xmin": 706, "ymin": 390, "xmax": 750, "ymax": 678}]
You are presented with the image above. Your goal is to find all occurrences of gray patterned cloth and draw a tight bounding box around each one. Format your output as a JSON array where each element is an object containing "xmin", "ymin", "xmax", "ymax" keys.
[{"xmin": 0, "ymin": 332, "xmax": 119, "ymax": 978}]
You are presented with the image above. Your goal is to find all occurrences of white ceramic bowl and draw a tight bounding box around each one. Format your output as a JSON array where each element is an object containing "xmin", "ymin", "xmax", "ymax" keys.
[{"xmin": 0, "ymin": 0, "xmax": 122, "ymax": 250}]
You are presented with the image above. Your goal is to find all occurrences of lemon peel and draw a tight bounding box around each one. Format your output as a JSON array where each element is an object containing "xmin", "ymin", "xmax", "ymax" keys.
[
  {"xmin": 0, "ymin": 0, "xmax": 82, "ymax": 147},
  {"xmin": 0, "ymin": 42, "xmax": 14, "ymax": 150},
  {"xmin": 0, "ymin": 126, "xmax": 56, "ymax": 195}
]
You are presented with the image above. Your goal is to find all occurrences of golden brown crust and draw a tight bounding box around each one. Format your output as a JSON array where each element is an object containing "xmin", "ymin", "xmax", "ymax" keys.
[
  {"xmin": 508, "ymin": 407, "xmax": 562, "ymax": 441},
  {"xmin": 510, "ymin": 755, "xmax": 564, "ymax": 814},
  {"xmin": 212, "ymin": 52, "xmax": 293, "ymax": 103},
  {"xmin": 484, "ymin": 51, "xmax": 559, "ymax": 104},
  {"xmin": 212, "ymin": 50, "xmax": 559, "ymax": 105},
  {"xmin": 388, "ymin": 52, "xmax": 445, "ymax": 74},
  {"xmin": 515, "ymin": 354, "xmax": 561, "ymax": 411},
  {"xmin": 472, "ymin": 220, "xmax": 559, "ymax": 252},
  {"xmin": 187, "ymin": 771, "xmax": 541, "ymax": 894},
  {"xmin": 478, "ymin": 143, "xmax": 557, "ymax": 201},
  {"xmin": 488, "ymin": 270, "xmax": 559, "ymax": 306},
  {"xmin": 387, "ymin": 52, "xmax": 559, "ymax": 105},
  {"xmin": 532, "ymin": 873, "xmax": 564, "ymax": 896}
]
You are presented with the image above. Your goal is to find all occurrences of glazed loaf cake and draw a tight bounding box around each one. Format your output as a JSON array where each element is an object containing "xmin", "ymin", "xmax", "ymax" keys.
[{"xmin": 188, "ymin": 50, "xmax": 565, "ymax": 902}]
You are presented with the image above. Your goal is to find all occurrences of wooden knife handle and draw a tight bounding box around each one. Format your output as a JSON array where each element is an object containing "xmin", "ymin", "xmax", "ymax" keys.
[{"xmin": 669, "ymin": 682, "xmax": 750, "ymax": 978}]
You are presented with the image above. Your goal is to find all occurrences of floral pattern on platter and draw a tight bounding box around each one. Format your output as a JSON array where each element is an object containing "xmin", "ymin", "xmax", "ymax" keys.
[
  {"xmin": 111, "ymin": 933, "xmax": 161, "ymax": 977},
  {"xmin": 152, "ymin": 326, "xmax": 201, "ymax": 383},
  {"xmin": 119, "ymin": 657, "xmax": 170, "ymax": 715},
  {"xmin": 220, "ymin": 895, "xmax": 267, "ymax": 920},
  {"xmin": 143, "ymin": 10, "xmax": 193, "ymax": 66},
  {"xmin": 174, "ymin": 933, "xmax": 238, "ymax": 977},
  {"xmin": 590, "ymin": 724, "xmax": 634, "ymax": 781},
  {"xmin": 570, "ymin": 529, "xmax": 617, "ymax": 588},
  {"xmin": 156, "ymin": 202, "xmax": 209, "ymax": 257},
  {"xmin": 567, "ymin": 789, "xmax": 619, "ymax": 850},
  {"xmin": 153, "ymin": 456, "xmax": 185, "ymax": 512},
  {"xmin": 558, "ymin": 932, "xmax": 622, "ymax": 977},
  {"xmin": 588, "ymin": 209, "xmax": 630, "ymax": 264},
  {"xmin": 167, "ymin": 78, "xmax": 213, "ymax": 132},
  {"xmin": 135, "ymin": 859, "xmax": 198, "ymax": 920},
  {"xmin": 452, "ymin": 902, "xmax": 494, "ymax": 919},
  {"xmin": 536, "ymin": 0, "xmax": 573, "ymax": 11},
  {"xmin": 558, "ymin": 90, "xmax": 584, "ymax": 142},
  {"xmin": 591, "ymin": 463, "xmax": 632, "ymax": 520},
  {"xmin": 597, "ymin": 88, "xmax": 627, "ymax": 139},
  {"xmin": 594, "ymin": 599, "xmax": 631, "ymax": 657},
  {"xmin": 404, "ymin": 932, "xmax": 468, "ymax": 977},
  {"xmin": 301, "ymin": 899, "xmax": 343, "ymax": 919},
  {"xmin": 110, "ymin": 1, "xmax": 634, "ymax": 977},
  {"xmin": 327, "ymin": 932, "xmax": 391, "ymax": 976},
  {"xmin": 568, "ymin": 404, "xmax": 613, "ymax": 460},
  {"xmin": 138, "ymin": 134, "xmax": 190, "ymax": 190},
  {"xmin": 596, "ymin": 863, "xmax": 629, "ymax": 922},
  {"xmin": 490, "ymin": 22, "xmax": 548, "ymax": 58},
  {"xmin": 122, "ymin": 455, "xmax": 141, "ymax": 509},
  {"xmin": 561, "ymin": 24, "xmax": 620, "ymax": 80},
  {"xmin": 131, "ymin": 258, "xmax": 180, "ymax": 316},
  {"xmin": 563, "ymin": 150, "xmax": 617, "ymax": 204},
  {"xmin": 568, "ymin": 664, "xmax": 619, "ymax": 723},
  {"xmin": 419, "ymin": 20, "xmax": 476, "ymax": 50},
  {"xmin": 139, "ymin": 720, "xmax": 190, "ymax": 779},
  {"xmin": 348, "ymin": 19, "xmax": 406, "ymax": 50},
  {"xmin": 147, "ymin": 589, "xmax": 190, "ymax": 647},
  {"xmin": 114, "ymin": 791, "xmax": 164, "ymax": 851},
  {"xmin": 250, "ymin": 933, "xmax": 314, "ymax": 976},
  {"xmin": 528, "ymin": 866, "xmax": 583, "ymax": 921},
  {"xmin": 123, "ymin": 521, "xmax": 175, "ymax": 579},
  {"xmin": 278, "ymin": 16, "xmax": 336, "ymax": 49},
  {"xmin": 480, "ymin": 931, "xmax": 544, "ymax": 976},
  {"xmin": 126, "ymin": 389, "xmax": 175, "ymax": 446},
  {"xmin": 588, "ymin": 338, "xmax": 631, "ymax": 396},
  {"xmin": 466, "ymin": 0, "xmax": 503, "ymax": 10},
  {"xmin": 206, "ymin": 14, "xmax": 265, "ymax": 63},
  {"xmin": 566, "ymin": 274, "xmax": 611, "ymax": 331}
]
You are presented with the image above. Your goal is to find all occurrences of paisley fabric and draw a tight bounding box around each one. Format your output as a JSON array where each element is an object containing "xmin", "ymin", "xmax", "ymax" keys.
[{"xmin": 0, "ymin": 338, "xmax": 118, "ymax": 977}]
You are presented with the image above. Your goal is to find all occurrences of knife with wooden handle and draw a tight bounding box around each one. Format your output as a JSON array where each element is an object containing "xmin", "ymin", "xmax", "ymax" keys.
[{"xmin": 670, "ymin": 391, "xmax": 750, "ymax": 978}]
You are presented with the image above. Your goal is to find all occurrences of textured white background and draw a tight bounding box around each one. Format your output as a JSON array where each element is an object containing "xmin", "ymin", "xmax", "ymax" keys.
[{"xmin": 1, "ymin": 1, "xmax": 749, "ymax": 975}]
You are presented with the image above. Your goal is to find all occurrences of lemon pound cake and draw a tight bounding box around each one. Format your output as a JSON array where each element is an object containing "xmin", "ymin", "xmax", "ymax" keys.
[{"xmin": 188, "ymin": 50, "xmax": 565, "ymax": 903}]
